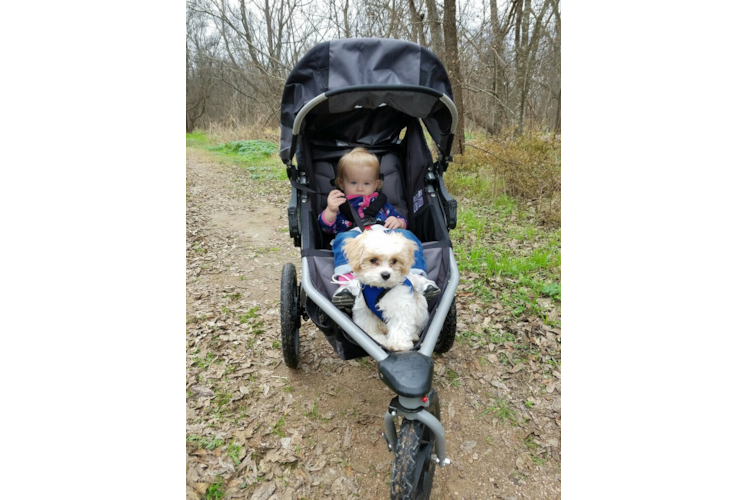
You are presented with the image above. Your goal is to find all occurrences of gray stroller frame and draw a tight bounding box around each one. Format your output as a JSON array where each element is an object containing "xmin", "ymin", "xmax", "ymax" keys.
[{"xmin": 279, "ymin": 38, "xmax": 459, "ymax": 499}]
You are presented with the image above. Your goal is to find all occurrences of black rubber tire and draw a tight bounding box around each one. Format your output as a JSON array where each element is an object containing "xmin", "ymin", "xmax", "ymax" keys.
[
  {"xmin": 280, "ymin": 263, "xmax": 301, "ymax": 368},
  {"xmin": 391, "ymin": 392, "xmax": 441, "ymax": 500},
  {"xmin": 434, "ymin": 299, "xmax": 457, "ymax": 354}
]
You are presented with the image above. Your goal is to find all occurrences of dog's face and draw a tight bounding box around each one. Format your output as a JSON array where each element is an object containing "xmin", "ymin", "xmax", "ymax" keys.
[{"xmin": 343, "ymin": 230, "xmax": 417, "ymax": 288}]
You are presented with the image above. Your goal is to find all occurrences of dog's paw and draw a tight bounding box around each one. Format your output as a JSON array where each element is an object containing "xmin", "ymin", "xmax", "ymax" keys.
[
  {"xmin": 368, "ymin": 331, "xmax": 388, "ymax": 345},
  {"xmin": 386, "ymin": 337, "xmax": 414, "ymax": 352}
]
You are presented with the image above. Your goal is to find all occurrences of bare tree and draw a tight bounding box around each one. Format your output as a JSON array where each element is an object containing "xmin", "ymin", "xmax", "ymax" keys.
[
  {"xmin": 513, "ymin": 0, "xmax": 554, "ymax": 134},
  {"xmin": 424, "ymin": 0, "xmax": 444, "ymax": 58},
  {"xmin": 407, "ymin": 0, "xmax": 426, "ymax": 44},
  {"xmin": 442, "ymin": 0, "xmax": 464, "ymax": 154},
  {"xmin": 186, "ymin": 4, "xmax": 220, "ymax": 132}
]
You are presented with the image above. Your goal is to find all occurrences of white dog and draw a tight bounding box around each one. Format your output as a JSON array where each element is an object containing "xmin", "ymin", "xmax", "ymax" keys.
[{"xmin": 342, "ymin": 230, "xmax": 430, "ymax": 351}]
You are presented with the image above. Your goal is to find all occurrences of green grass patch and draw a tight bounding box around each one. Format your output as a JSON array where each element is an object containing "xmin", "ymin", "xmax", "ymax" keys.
[
  {"xmin": 479, "ymin": 396, "xmax": 518, "ymax": 426},
  {"xmin": 205, "ymin": 477, "xmax": 225, "ymax": 500},
  {"xmin": 206, "ymin": 140, "xmax": 285, "ymax": 180},
  {"xmin": 187, "ymin": 435, "xmax": 225, "ymax": 450},
  {"xmin": 186, "ymin": 131, "xmax": 209, "ymax": 147},
  {"xmin": 207, "ymin": 139, "xmax": 277, "ymax": 161},
  {"xmin": 272, "ymin": 416, "xmax": 286, "ymax": 438},
  {"xmin": 187, "ymin": 133, "xmax": 285, "ymax": 181},
  {"xmin": 451, "ymin": 203, "xmax": 560, "ymax": 322},
  {"xmin": 227, "ymin": 439, "xmax": 245, "ymax": 466}
]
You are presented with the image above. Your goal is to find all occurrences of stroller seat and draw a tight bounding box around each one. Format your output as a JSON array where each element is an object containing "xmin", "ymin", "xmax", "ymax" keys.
[
  {"xmin": 303, "ymin": 146, "xmax": 449, "ymax": 307},
  {"xmin": 305, "ymin": 148, "xmax": 412, "ymax": 300}
]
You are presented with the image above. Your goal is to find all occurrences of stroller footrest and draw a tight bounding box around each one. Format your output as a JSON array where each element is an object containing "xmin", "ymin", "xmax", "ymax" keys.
[{"xmin": 377, "ymin": 351, "xmax": 433, "ymax": 397}]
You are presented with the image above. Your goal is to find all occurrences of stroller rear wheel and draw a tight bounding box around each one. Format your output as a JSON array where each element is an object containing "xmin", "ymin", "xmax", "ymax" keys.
[
  {"xmin": 391, "ymin": 391, "xmax": 440, "ymax": 500},
  {"xmin": 280, "ymin": 263, "xmax": 301, "ymax": 368},
  {"xmin": 434, "ymin": 299, "xmax": 456, "ymax": 354}
]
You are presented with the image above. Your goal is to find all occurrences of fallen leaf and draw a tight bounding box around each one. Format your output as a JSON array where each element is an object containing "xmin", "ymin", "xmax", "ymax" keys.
[
  {"xmin": 190, "ymin": 385, "xmax": 215, "ymax": 398},
  {"xmin": 510, "ymin": 363, "xmax": 525, "ymax": 373},
  {"xmin": 460, "ymin": 440, "xmax": 477, "ymax": 452},
  {"xmin": 250, "ymin": 482, "xmax": 276, "ymax": 500}
]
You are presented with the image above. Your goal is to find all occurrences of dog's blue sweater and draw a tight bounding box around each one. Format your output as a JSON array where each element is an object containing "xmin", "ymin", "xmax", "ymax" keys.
[{"xmin": 361, "ymin": 278, "xmax": 413, "ymax": 323}]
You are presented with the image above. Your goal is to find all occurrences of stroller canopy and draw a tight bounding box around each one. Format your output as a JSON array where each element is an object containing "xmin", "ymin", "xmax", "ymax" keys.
[{"xmin": 280, "ymin": 38, "xmax": 457, "ymax": 162}]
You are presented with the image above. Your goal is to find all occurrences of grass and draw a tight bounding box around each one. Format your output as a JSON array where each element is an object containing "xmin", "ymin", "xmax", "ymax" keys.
[
  {"xmin": 227, "ymin": 439, "xmax": 244, "ymax": 466},
  {"xmin": 306, "ymin": 399, "xmax": 320, "ymax": 419},
  {"xmin": 445, "ymin": 368, "xmax": 461, "ymax": 388},
  {"xmin": 186, "ymin": 131, "xmax": 209, "ymax": 147},
  {"xmin": 239, "ymin": 307, "xmax": 265, "ymax": 338},
  {"xmin": 188, "ymin": 435, "xmax": 225, "ymax": 450},
  {"xmin": 272, "ymin": 416, "xmax": 286, "ymax": 438},
  {"xmin": 479, "ymin": 396, "xmax": 518, "ymax": 426},
  {"xmin": 238, "ymin": 307, "xmax": 258, "ymax": 323},
  {"xmin": 188, "ymin": 130, "xmax": 286, "ymax": 180},
  {"xmin": 191, "ymin": 351, "xmax": 220, "ymax": 369},
  {"xmin": 451, "ymin": 202, "xmax": 560, "ymax": 324},
  {"xmin": 205, "ymin": 477, "xmax": 225, "ymax": 500}
]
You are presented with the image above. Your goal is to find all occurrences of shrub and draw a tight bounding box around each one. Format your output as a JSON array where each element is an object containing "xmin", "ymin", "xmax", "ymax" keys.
[{"xmin": 448, "ymin": 131, "xmax": 560, "ymax": 226}]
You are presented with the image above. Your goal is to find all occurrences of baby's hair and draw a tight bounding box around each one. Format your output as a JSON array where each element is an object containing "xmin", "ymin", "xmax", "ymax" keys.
[{"xmin": 336, "ymin": 147, "xmax": 380, "ymax": 190}]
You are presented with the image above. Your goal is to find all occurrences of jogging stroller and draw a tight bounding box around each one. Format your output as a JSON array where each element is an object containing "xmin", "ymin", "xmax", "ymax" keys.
[{"xmin": 279, "ymin": 38, "xmax": 459, "ymax": 499}]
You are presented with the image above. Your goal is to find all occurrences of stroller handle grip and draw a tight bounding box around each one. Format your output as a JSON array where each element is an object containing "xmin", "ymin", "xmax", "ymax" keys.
[{"xmin": 291, "ymin": 88, "xmax": 458, "ymax": 140}]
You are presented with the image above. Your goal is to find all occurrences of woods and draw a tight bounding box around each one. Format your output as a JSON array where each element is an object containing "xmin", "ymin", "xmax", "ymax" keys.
[{"xmin": 186, "ymin": 0, "xmax": 561, "ymax": 137}]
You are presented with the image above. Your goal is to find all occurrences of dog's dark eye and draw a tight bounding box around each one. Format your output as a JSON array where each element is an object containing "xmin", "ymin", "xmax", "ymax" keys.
[
  {"xmin": 370, "ymin": 258, "xmax": 378, "ymax": 264},
  {"xmin": 390, "ymin": 259, "xmax": 397, "ymax": 265}
]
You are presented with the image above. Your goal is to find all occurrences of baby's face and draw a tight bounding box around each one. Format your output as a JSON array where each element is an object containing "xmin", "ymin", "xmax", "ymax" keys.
[{"xmin": 341, "ymin": 165, "xmax": 379, "ymax": 197}]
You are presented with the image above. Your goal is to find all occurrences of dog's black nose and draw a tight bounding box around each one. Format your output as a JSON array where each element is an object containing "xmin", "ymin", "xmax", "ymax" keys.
[{"xmin": 381, "ymin": 272, "xmax": 390, "ymax": 281}]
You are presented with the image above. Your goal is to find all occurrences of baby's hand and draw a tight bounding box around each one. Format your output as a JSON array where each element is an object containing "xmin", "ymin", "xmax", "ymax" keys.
[
  {"xmin": 322, "ymin": 189, "xmax": 347, "ymax": 223},
  {"xmin": 327, "ymin": 189, "xmax": 346, "ymax": 212},
  {"xmin": 384, "ymin": 216, "xmax": 404, "ymax": 229},
  {"xmin": 326, "ymin": 189, "xmax": 347, "ymax": 212}
]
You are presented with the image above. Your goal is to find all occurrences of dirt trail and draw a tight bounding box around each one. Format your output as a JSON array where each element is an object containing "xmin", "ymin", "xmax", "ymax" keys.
[{"xmin": 186, "ymin": 148, "xmax": 561, "ymax": 499}]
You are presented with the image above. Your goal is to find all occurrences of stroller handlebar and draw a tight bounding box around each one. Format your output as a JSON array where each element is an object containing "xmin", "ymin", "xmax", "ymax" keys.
[{"xmin": 285, "ymin": 87, "xmax": 458, "ymax": 165}]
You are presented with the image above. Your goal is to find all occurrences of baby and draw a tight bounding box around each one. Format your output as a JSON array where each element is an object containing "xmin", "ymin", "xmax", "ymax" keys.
[{"xmin": 318, "ymin": 147, "xmax": 440, "ymax": 307}]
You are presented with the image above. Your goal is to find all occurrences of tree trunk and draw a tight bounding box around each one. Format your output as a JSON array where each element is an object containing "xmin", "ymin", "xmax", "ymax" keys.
[
  {"xmin": 443, "ymin": 0, "xmax": 464, "ymax": 155},
  {"xmin": 489, "ymin": 0, "xmax": 504, "ymax": 132},
  {"xmin": 424, "ymin": 0, "xmax": 444, "ymax": 58},
  {"xmin": 407, "ymin": 0, "xmax": 426, "ymax": 45}
]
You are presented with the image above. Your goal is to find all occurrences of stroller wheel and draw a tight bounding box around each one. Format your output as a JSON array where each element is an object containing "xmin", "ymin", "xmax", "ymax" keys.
[
  {"xmin": 280, "ymin": 263, "xmax": 301, "ymax": 368},
  {"xmin": 434, "ymin": 299, "xmax": 457, "ymax": 354},
  {"xmin": 391, "ymin": 390, "xmax": 440, "ymax": 500}
]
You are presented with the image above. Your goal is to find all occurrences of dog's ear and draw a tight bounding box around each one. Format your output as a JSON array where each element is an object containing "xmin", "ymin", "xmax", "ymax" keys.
[
  {"xmin": 403, "ymin": 239, "xmax": 418, "ymax": 269},
  {"xmin": 342, "ymin": 235, "xmax": 365, "ymax": 273}
]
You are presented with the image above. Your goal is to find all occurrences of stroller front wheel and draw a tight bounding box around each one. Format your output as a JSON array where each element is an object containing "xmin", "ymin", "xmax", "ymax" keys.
[
  {"xmin": 280, "ymin": 263, "xmax": 301, "ymax": 368},
  {"xmin": 391, "ymin": 391, "xmax": 441, "ymax": 499}
]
